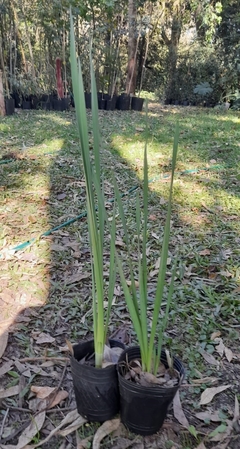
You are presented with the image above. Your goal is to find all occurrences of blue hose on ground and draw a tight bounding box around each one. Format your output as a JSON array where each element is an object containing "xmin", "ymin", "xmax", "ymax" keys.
[{"xmin": 1, "ymin": 164, "xmax": 226, "ymax": 255}]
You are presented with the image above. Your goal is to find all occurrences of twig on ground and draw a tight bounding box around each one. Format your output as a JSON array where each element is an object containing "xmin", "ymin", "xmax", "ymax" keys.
[{"xmin": 19, "ymin": 356, "xmax": 69, "ymax": 363}]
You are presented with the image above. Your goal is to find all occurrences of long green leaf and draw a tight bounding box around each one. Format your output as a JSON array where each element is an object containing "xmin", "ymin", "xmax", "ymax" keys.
[
  {"xmin": 147, "ymin": 123, "xmax": 179, "ymax": 372},
  {"xmin": 70, "ymin": 11, "xmax": 107, "ymax": 368}
]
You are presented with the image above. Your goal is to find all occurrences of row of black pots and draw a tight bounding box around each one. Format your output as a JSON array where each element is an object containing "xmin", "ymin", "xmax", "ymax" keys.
[
  {"xmin": 8, "ymin": 93, "xmax": 70, "ymax": 111},
  {"xmin": 83, "ymin": 92, "xmax": 144, "ymax": 112},
  {"xmin": 71, "ymin": 339, "xmax": 184, "ymax": 436}
]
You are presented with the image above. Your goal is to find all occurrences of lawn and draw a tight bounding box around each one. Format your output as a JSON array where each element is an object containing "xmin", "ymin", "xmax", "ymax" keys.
[{"xmin": 0, "ymin": 103, "xmax": 240, "ymax": 449}]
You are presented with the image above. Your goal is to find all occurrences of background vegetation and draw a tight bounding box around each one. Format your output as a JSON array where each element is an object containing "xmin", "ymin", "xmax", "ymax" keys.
[{"xmin": 0, "ymin": 0, "xmax": 239, "ymax": 105}]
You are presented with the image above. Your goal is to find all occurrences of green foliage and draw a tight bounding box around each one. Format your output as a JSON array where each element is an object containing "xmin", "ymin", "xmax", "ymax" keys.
[
  {"xmin": 194, "ymin": 82, "xmax": 213, "ymax": 96},
  {"xmin": 114, "ymin": 116, "xmax": 179, "ymax": 374},
  {"xmin": 70, "ymin": 12, "xmax": 116, "ymax": 368}
]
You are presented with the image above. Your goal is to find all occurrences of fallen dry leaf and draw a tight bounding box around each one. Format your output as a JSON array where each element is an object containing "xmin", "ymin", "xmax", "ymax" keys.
[
  {"xmin": 192, "ymin": 377, "xmax": 218, "ymax": 385},
  {"xmin": 224, "ymin": 347, "xmax": 233, "ymax": 362},
  {"xmin": 57, "ymin": 192, "xmax": 66, "ymax": 200},
  {"xmin": 35, "ymin": 333, "xmax": 55, "ymax": 344},
  {"xmin": 234, "ymin": 395, "xmax": 239, "ymax": 422},
  {"xmin": 16, "ymin": 411, "xmax": 46, "ymax": 449},
  {"xmin": 199, "ymin": 348, "xmax": 219, "ymax": 366},
  {"xmin": 92, "ymin": 419, "xmax": 120, "ymax": 449},
  {"xmin": 58, "ymin": 415, "xmax": 86, "ymax": 436},
  {"xmin": 49, "ymin": 390, "xmax": 69, "ymax": 408},
  {"xmin": 18, "ymin": 409, "xmax": 80, "ymax": 448},
  {"xmin": 0, "ymin": 360, "xmax": 13, "ymax": 376},
  {"xmin": 0, "ymin": 330, "xmax": 9, "ymax": 358},
  {"xmin": 173, "ymin": 390, "xmax": 189, "ymax": 428},
  {"xmin": 195, "ymin": 411, "xmax": 222, "ymax": 422},
  {"xmin": 211, "ymin": 331, "xmax": 221, "ymax": 340},
  {"xmin": 0, "ymin": 385, "xmax": 20, "ymax": 398},
  {"xmin": 199, "ymin": 249, "xmax": 211, "ymax": 256},
  {"xmin": 65, "ymin": 272, "xmax": 91, "ymax": 285},
  {"xmin": 200, "ymin": 385, "xmax": 232, "ymax": 405},
  {"xmin": 215, "ymin": 338, "xmax": 225, "ymax": 357},
  {"xmin": 31, "ymin": 386, "xmax": 56, "ymax": 399}
]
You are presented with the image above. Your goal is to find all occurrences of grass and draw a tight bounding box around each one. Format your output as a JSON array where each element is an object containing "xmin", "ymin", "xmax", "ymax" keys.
[{"xmin": 0, "ymin": 104, "xmax": 240, "ymax": 448}]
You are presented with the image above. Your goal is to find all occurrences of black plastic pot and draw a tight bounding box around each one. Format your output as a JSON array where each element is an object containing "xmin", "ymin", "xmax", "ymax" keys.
[
  {"xmin": 98, "ymin": 98, "xmax": 106, "ymax": 110},
  {"xmin": 41, "ymin": 101, "xmax": 53, "ymax": 111},
  {"xmin": 116, "ymin": 94, "xmax": 130, "ymax": 111},
  {"xmin": 31, "ymin": 96, "xmax": 41, "ymax": 110},
  {"xmin": 12, "ymin": 92, "xmax": 21, "ymax": 108},
  {"xmin": 71, "ymin": 339, "xmax": 125, "ymax": 422},
  {"xmin": 117, "ymin": 346, "xmax": 184, "ymax": 436},
  {"xmin": 5, "ymin": 98, "xmax": 15, "ymax": 115},
  {"xmin": 22, "ymin": 100, "xmax": 31, "ymax": 110},
  {"xmin": 131, "ymin": 97, "xmax": 144, "ymax": 111},
  {"xmin": 53, "ymin": 98, "xmax": 69, "ymax": 111},
  {"xmin": 105, "ymin": 96, "xmax": 117, "ymax": 111},
  {"xmin": 85, "ymin": 92, "xmax": 91, "ymax": 109}
]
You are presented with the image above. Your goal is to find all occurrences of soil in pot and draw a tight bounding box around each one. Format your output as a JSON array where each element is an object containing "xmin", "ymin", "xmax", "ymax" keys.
[
  {"xmin": 131, "ymin": 97, "xmax": 144, "ymax": 111},
  {"xmin": 71, "ymin": 339, "xmax": 124, "ymax": 422},
  {"xmin": 5, "ymin": 98, "xmax": 15, "ymax": 115},
  {"xmin": 117, "ymin": 346, "xmax": 184, "ymax": 436}
]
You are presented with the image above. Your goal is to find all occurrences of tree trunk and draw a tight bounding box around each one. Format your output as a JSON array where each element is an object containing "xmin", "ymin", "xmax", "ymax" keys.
[
  {"xmin": 0, "ymin": 71, "xmax": 6, "ymax": 116},
  {"xmin": 19, "ymin": 1, "xmax": 36, "ymax": 77},
  {"xmin": 163, "ymin": 12, "xmax": 182, "ymax": 99},
  {"xmin": 11, "ymin": 0, "xmax": 27, "ymax": 73},
  {"xmin": 126, "ymin": 0, "xmax": 137, "ymax": 95}
]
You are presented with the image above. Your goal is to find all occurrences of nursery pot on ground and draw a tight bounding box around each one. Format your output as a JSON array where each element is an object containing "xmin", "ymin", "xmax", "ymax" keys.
[
  {"xmin": 105, "ymin": 95, "xmax": 117, "ymax": 110},
  {"xmin": 53, "ymin": 98, "xmax": 69, "ymax": 111},
  {"xmin": 71, "ymin": 339, "xmax": 125, "ymax": 422},
  {"xmin": 22, "ymin": 100, "xmax": 31, "ymax": 110},
  {"xmin": 117, "ymin": 346, "xmax": 184, "ymax": 436},
  {"xmin": 5, "ymin": 98, "xmax": 15, "ymax": 115},
  {"xmin": 116, "ymin": 93, "xmax": 130, "ymax": 111},
  {"xmin": 131, "ymin": 96, "xmax": 144, "ymax": 111},
  {"xmin": 84, "ymin": 92, "xmax": 91, "ymax": 109}
]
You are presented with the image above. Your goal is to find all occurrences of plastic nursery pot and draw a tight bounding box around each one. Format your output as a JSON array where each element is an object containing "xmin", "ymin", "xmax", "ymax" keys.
[
  {"xmin": 84, "ymin": 92, "xmax": 91, "ymax": 109},
  {"xmin": 98, "ymin": 97, "xmax": 106, "ymax": 110},
  {"xmin": 22, "ymin": 100, "xmax": 31, "ymax": 110},
  {"xmin": 117, "ymin": 346, "xmax": 184, "ymax": 436},
  {"xmin": 131, "ymin": 97, "xmax": 144, "ymax": 112},
  {"xmin": 105, "ymin": 95, "xmax": 117, "ymax": 111},
  {"xmin": 53, "ymin": 98, "xmax": 69, "ymax": 111},
  {"xmin": 5, "ymin": 98, "xmax": 15, "ymax": 115},
  {"xmin": 71, "ymin": 339, "xmax": 125, "ymax": 422},
  {"xmin": 116, "ymin": 93, "xmax": 130, "ymax": 111}
]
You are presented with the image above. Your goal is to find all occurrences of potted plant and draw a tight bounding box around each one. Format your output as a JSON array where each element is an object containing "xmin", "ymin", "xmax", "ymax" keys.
[
  {"xmin": 112, "ymin": 116, "xmax": 184, "ymax": 435},
  {"xmin": 69, "ymin": 13, "xmax": 124, "ymax": 422}
]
